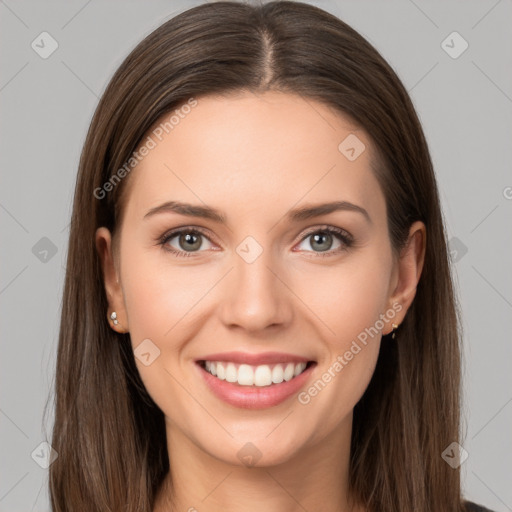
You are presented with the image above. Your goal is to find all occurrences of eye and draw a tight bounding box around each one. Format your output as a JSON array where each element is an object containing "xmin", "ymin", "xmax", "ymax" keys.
[
  {"xmin": 158, "ymin": 225, "xmax": 353, "ymax": 258},
  {"xmin": 295, "ymin": 226, "xmax": 353, "ymax": 257},
  {"xmin": 159, "ymin": 228, "xmax": 215, "ymax": 257}
]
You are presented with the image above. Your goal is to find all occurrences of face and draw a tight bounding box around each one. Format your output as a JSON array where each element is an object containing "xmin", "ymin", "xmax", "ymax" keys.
[{"xmin": 96, "ymin": 91, "xmax": 424, "ymax": 468}]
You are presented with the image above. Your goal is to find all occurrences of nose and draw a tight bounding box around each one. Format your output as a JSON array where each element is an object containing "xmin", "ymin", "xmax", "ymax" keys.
[{"xmin": 219, "ymin": 246, "xmax": 293, "ymax": 333}]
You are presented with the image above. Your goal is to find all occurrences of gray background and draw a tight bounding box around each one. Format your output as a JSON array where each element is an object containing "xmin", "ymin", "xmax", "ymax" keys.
[{"xmin": 1, "ymin": 0, "xmax": 511, "ymax": 510}]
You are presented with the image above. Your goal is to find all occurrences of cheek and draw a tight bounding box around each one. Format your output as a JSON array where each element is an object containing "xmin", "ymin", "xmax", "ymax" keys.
[
  {"xmin": 120, "ymin": 243, "xmax": 200, "ymax": 343},
  {"xmin": 119, "ymin": 248, "xmax": 202, "ymax": 415},
  {"xmin": 285, "ymin": 252, "xmax": 393, "ymax": 443},
  {"xmin": 293, "ymin": 249, "xmax": 393, "ymax": 342}
]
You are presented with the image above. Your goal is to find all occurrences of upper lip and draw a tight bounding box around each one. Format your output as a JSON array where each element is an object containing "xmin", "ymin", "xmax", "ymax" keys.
[{"xmin": 196, "ymin": 351, "xmax": 313, "ymax": 366}]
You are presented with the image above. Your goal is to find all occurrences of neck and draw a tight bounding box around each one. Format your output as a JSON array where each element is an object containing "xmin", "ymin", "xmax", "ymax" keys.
[{"xmin": 153, "ymin": 414, "xmax": 364, "ymax": 512}]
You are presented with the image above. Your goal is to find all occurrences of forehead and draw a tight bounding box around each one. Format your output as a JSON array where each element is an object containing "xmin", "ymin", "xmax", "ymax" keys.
[{"xmin": 122, "ymin": 91, "xmax": 385, "ymax": 225}]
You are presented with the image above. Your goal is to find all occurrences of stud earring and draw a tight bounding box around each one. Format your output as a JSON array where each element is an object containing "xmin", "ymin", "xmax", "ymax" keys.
[
  {"xmin": 110, "ymin": 311, "xmax": 119, "ymax": 325},
  {"xmin": 391, "ymin": 323, "xmax": 398, "ymax": 340}
]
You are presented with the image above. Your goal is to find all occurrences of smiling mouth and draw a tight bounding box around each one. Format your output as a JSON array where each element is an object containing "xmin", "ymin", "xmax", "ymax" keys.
[{"xmin": 198, "ymin": 360, "xmax": 315, "ymax": 387}]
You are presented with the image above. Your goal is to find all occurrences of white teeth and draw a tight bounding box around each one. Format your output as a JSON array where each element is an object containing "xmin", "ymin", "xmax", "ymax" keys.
[
  {"xmin": 238, "ymin": 364, "xmax": 254, "ymax": 385},
  {"xmin": 216, "ymin": 362, "xmax": 226, "ymax": 380},
  {"xmin": 254, "ymin": 365, "xmax": 272, "ymax": 386},
  {"xmin": 225, "ymin": 363, "xmax": 237, "ymax": 383},
  {"xmin": 203, "ymin": 360, "xmax": 309, "ymax": 387},
  {"xmin": 294, "ymin": 363, "xmax": 306, "ymax": 377},
  {"xmin": 283, "ymin": 363, "xmax": 295, "ymax": 381},
  {"xmin": 271, "ymin": 364, "xmax": 284, "ymax": 384}
]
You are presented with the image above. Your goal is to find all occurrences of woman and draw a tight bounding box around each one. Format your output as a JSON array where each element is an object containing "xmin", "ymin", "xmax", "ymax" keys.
[{"xmin": 48, "ymin": 1, "xmax": 495, "ymax": 511}]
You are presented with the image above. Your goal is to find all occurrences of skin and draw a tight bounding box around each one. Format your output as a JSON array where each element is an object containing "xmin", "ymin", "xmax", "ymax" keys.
[{"xmin": 96, "ymin": 90, "xmax": 426, "ymax": 512}]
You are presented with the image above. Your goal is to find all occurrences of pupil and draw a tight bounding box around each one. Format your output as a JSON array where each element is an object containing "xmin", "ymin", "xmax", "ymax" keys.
[
  {"xmin": 312, "ymin": 233, "xmax": 332, "ymax": 252},
  {"xmin": 181, "ymin": 233, "xmax": 201, "ymax": 251}
]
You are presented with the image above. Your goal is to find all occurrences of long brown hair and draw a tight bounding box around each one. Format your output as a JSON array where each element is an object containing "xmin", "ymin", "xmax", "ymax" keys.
[{"xmin": 47, "ymin": 1, "xmax": 465, "ymax": 511}]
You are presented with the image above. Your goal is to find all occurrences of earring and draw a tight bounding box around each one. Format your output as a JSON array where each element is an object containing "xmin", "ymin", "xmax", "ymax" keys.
[
  {"xmin": 110, "ymin": 311, "xmax": 119, "ymax": 325},
  {"xmin": 391, "ymin": 323, "xmax": 398, "ymax": 339}
]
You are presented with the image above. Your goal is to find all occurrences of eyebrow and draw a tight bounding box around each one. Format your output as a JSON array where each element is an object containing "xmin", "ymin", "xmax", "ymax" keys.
[{"xmin": 143, "ymin": 200, "xmax": 371, "ymax": 224}]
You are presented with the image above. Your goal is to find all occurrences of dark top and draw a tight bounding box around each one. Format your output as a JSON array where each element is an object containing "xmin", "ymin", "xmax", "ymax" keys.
[{"xmin": 464, "ymin": 500, "xmax": 497, "ymax": 512}]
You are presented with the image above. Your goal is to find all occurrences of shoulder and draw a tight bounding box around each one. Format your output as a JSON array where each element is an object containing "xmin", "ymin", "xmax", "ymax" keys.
[{"xmin": 463, "ymin": 499, "xmax": 497, "ymax": 512}]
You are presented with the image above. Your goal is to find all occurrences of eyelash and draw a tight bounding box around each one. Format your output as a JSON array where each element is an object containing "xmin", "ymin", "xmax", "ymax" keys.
[{"xmin": 157, "ymin": 225, "xmax": 354, "ymax": 259}]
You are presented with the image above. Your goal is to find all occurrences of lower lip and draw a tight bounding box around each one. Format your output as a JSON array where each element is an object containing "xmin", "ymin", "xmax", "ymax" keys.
[{"xmin": 196, "ymin": 362, "xmax": 316, "ymax": 409}]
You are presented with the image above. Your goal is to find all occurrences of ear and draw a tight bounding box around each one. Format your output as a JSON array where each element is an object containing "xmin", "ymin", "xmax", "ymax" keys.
[
  {"xmin": 95, "ymin": 227, "xmax": 129, "ymax": 333},
  {"xmin": 383, "ymin": 220, "xmax": 426, "ymax": 335}
]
